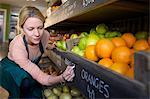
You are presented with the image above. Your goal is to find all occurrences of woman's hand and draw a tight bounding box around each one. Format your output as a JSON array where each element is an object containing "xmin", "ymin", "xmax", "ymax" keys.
[{"xmin": 61, "ymin": 66, "xmax": 75, "ymax": 82}]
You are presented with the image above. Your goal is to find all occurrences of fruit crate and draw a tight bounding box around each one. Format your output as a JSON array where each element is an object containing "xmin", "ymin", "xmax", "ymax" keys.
[
  {"xmin": 52, "ymin": 49, "xmax": 149, "ymax": 98},
  {"xmin": 45, "ymin": 49, "xmax": 67, "ymax": 72},
  {"xmin": 134, "ymin": 51, "xmax": 150, "ymax": 97}
]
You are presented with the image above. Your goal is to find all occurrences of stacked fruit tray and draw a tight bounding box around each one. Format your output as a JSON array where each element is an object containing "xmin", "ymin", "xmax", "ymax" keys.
[{"xmin": 43, "ymin": 83, "xmax": 86, "ymax": 99}]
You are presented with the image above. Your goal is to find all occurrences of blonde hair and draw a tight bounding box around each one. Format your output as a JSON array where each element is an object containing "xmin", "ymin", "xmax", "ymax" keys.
[{"xmin": 19, "ymin": 6, "xmax": 45, "ymax": 28}]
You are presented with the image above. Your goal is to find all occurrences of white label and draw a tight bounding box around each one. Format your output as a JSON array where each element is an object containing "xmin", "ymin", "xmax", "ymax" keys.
[{"xmin": 83, "ymin": 0, "xmax": 95, "ymax": 7}]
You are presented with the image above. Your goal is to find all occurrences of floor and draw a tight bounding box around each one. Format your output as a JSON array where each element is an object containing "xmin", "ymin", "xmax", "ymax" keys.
[{"xmin": 0, "ymin": 42, "xmax": 9, "ymax": 61}]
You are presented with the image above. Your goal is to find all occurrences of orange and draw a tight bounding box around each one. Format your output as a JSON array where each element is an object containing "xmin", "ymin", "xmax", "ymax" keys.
[
  {"xmin": 95, "ymin": 38, "xmax": 115, "ymax": 58},
  {"xmin": 133, "ymin": 39, "xmax": 149, "ymax": 51},
  {"xmin": 125, "ymin": 66, "xmax": 134, "ymax": 79},
  {"xmin": 112, "ymin": 37, "xmax": 127, "ymax": 47},
  {"xmin": 130, "ymin": 49, "xmax": 134, "ymax": 68},
  {"xmin": 110, "ymin": 62, "xmax": 130, "ymax": 75},
  {"xmin": 85, "ymin": 45, "xmax": 99, "ymax": 61},
  {"xmin": 130, "ymin": 55, "xmax": 134, "ymax": 68},
  {"xmin": 121, "ymin": 33, "xmax": 136, "ymax": 48},
  {"xmin": 145, "ymin": 47, "xmax": 150, "ymax": 52},
  {"xmin": 111, "ymin": 46, "xmax": 131, "ymax": 64},
  {"xmin": 148, "ymin": 36, "xmax": 150, "ymax": 45},
  {"xmin": 98, "ymin": 58, "xmax": 113, "ymax": 68},
  {"xmin": 130, "ymin": 48, "xmax": 134, "ymax": 55}
]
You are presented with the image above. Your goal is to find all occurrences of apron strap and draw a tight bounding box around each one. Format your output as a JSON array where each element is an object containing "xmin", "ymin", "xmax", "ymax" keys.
[
  {"xmin": 39, "ymin": 40, "xmax": 44, "ymax": 54},
  {"xmin": 33, "ymin": 41, "xmax": 44, "ymax": 65},
  {"xmin": 23, "ymin": 35, "xmax": 29, "ymax": 59}
]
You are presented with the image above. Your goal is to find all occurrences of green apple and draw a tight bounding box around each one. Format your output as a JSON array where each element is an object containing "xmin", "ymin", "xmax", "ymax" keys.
[
  {"xmin": 71, "ymin": 46, "xmax": 80, "ymax": 54},
  {"xmin": 78, "ymin": 37, "xmax": 87, "ymax": 50},
  {"xmin": 86, "ymin": 33, "xmax": 99, "ymax": 46},
  {"xmin": 96, "ymin": 23, "xmax": 108, "ymax": 34},
  {"xmin": 70, "ymin": 34, "xmax": 78, "ymax": 39},
  {"xmin": 135, "ymin": 31, "xmax": 148, "ymax": 40},
  {"xmin": 79, "ymin": 32, "xmax": 88, "ymax": 38}
]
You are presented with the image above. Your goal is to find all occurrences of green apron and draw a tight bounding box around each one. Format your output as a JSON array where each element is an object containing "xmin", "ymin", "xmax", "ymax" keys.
[{"xmin": 0, "ymin": 35, "xmax": 44, "ymax": 98}]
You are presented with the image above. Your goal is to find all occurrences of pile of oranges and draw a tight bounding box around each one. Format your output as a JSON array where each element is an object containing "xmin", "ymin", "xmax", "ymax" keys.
[{"xmin": 84, "ymin": 33, "xmax": 150, "ymax": 79}]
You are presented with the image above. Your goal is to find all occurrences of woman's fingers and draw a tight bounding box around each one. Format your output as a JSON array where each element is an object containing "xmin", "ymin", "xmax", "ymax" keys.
[
  {"xmin": 62, "ymin": 66, "xmax": 75, "ymax": 81},
  {"xmin": 65, "ymin": 73, "xmax": 75, "ymax": 81},
  {"xmin": 68, "ymin": 73, "xmax": 75, "ymax": 81},
  {"xmin": 64, "ymin": 66, "xmax": 74, "ymax": 75}
]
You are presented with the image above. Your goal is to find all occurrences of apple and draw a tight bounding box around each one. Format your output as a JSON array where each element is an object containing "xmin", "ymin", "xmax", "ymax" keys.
[
  {"xmin": 96, "ymin": 23, "xmax": 108, "ymax": 34},
  {"xmin": 70, "ymin": 34, "xmax": 78, "ymax": 39},
  {"xmin": 78, "ymin": 37, "xmax": 87, "ymax": 50},
  {"xmin": 86, "ymin": 33, "xmax": 99, "ymax": 46}
]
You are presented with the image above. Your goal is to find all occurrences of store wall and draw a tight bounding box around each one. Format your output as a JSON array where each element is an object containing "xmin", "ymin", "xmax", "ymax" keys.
[{"xmin": 0, "ymin": 4, "xmax": 11, "ymax": 42}]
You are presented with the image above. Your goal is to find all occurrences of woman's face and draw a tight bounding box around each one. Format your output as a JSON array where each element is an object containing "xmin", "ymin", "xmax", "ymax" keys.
[{"xmin": 23, "ymin": 17, "xmax": 44, "ymax": 45}]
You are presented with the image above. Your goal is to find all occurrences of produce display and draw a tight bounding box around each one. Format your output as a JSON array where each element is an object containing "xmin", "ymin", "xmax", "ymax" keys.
[
  {"xmin": 43, "ymin": 84, "xmax": 85, "ymax": 99},
  {"xmin": 45, "ymin": 0, "xmax": 149, "ymax": 98},
  {"xmin": 53, "ymin": 23, "xmax": 149, "ymax": 80}
]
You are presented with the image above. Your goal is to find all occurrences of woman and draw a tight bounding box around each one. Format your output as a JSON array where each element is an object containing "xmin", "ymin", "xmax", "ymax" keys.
[{"xmin": 0, "ymin": 6, "xmax": 75, "ymax": 98}]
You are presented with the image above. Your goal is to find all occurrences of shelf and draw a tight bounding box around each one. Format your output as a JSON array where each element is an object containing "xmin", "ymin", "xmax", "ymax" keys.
[
  {"xmin": 45, "ymin": 0, "xmax": 148, "ymax": 28},
  {"xmin": 47, "ymin": 0, "xmax": 62, "ymax": 7},
  {"xmin": 44, "ymin": 0, "xmax": 149, "ymax": 98}
]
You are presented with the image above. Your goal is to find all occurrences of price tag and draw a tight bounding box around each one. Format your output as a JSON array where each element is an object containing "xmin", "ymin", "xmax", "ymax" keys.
[{"xmin": 83, "ymin": 0, "xmax": 95, "ymax": 7}]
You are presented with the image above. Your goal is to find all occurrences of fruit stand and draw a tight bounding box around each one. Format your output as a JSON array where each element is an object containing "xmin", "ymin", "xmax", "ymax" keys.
[{"xmin": 45, "ymin": 0, "xmax": 149, "ymax": 98}]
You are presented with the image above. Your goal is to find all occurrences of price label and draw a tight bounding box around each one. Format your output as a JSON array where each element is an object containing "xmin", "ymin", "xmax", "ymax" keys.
[{"xmin": 83, "ymin": 0, "xmax": 95, "ymax": 7}]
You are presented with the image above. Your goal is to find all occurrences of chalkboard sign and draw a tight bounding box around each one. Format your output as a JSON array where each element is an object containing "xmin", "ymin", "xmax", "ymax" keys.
[{"xmin": 58, "ymin": 51, "xmax": 147, "ymax": 99}]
